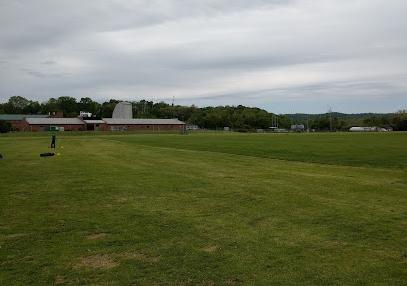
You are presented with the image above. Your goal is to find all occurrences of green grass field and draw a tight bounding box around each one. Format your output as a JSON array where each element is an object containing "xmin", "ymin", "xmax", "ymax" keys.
[{"xmin": 1, "ymin": 132, "xmax": 406, "ymax": 285}]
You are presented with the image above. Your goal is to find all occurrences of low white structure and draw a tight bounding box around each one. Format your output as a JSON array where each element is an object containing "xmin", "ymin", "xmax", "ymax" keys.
[
  {"xmin": 291, "ymin": 124, "xmax": 305, "ymax": 132},
  {"xmin": 349, "ymin": 126, "xmax": 388, "ymax": 132},
  {"xmin": 186, "ymin": 124, "xmax": 199, "ymax": 130},
  {"xmin": 79, "ymin": 111, "xmax": 92, "ymax": 118}
]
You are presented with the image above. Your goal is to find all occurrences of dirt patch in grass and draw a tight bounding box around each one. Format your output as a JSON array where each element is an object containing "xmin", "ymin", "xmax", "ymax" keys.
[
  {"xmin": 54, "ymin": 275, "xmax": 66, "ymax": 285},
  {"xmin": 116, "ymin": 197, "xmax": 128, "ymax": 203},
  {"xmin": 75, "ymin": 255, "xmax": 118, "ymax": 269},
  {"xmin": 1, "ymin": 233, "xmax": 28, "ymax": 240},
  {"xmin": 201, "ymin": 245, "xmax": 218, "ymax": 253},
  {"xmin": 86, "ymin": 233, "xmax": 107, "ymax": 240},
  {"xmin": 226, "ymin": 277, "xmax": 243, "ymax": 285},
  {"xmin": 120, "ymin": 252, "xmax": 160, "ymax": 263}
]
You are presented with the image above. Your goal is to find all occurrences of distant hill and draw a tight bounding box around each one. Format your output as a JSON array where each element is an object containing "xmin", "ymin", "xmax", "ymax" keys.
[
  {"xmin": 282, "ymin": 112, "xmax": 404, "ymax": 130},
  {"xmin": 284, "ymin": 112, "xmax": 392, "ymax": 123}
]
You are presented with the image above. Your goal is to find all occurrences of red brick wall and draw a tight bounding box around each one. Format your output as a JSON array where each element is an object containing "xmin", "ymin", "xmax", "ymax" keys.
[
  {"xmin": 8, "ymin": 120, "xmax": 27, "ymax": 131},
  {"xmin": 27, "ymin": 124, "xmax": 85, "ymax": 132},
  {"xmin": 97, "ymin": 123, "xmax": 107, "ymax": 131},
  {"xmin": 0, "ymin": 120, "xmax": 31, "ymax": 131},
  {"xmin": 9, "ymin": 121, "xmax": 184, "ymax": 132},
  {"xmin": 103, "ymin": 124, "xmax": 185, "ymax": 132}
]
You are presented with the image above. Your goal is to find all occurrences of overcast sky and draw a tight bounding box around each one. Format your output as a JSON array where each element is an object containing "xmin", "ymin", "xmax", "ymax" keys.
[{"xmin": 0, "ymin": 0, "xmax": 406, "ymax": 113}]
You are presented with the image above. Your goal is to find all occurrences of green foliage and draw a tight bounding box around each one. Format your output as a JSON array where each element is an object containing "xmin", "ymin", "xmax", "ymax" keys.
[
  {"xmin": 1, "ymin": 96, "xmax": 406, "ymax": 130},
  {"xmin": 100, "ymin": 99, "xmax": 120, "ymax": 118},
  {"xmin": 41, "ymin": 97, "xmax": 58, "ymax": 114},
  {"xmin": 55, "ymin": 96, "xmax": 79, "ymax": 117},
  {"xmin": 78, "ymin": 97, "xmax": 101, "ymax": 115},
  {"xmin": 390, "ymin": 110, "xmax": 407, "ymax": 131},
  {"xmin": 0, "ymin": 121, "xmax": 11, "ymax": 133},
  {"xmin": 1, "ymin": 96, "xmax": 41, "ymax": 114},
  {"xmin": 185, "ymin": 105, "xmax": 272, "ymax": 129},
  {"xmin": 0, "ymin": 96, "xmax": 288, "ymax": 129},
  {"xmin": 0, "ymin": 133, "xmax": 406, "ymax": 285},
  {"xmin": 288, "ymin": 111, "xmax": 407, "ymax": 131},
  {"xmin": 7, "ymin": 96, "xmax": 30, "ymax": 112}
]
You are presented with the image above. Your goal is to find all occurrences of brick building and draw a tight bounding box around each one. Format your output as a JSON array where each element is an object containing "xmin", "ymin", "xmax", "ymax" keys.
[
  {"xmin": 102, "ymin": 118, "xmax": 185, "ymax": 132},
  {"xmin": 1, "ymin": 115, "xmax": 186, "ymax": 132},
  {"xmin": 0, "ymin": 114, "xmax": 49, "ymax": 131},
  {"xmin": 25, "ymin": 117, "xmax": 85, "ymax": 131},
  {"xmin": 83, "ymin": 119, "xmax": 106, "ymax": 131}
]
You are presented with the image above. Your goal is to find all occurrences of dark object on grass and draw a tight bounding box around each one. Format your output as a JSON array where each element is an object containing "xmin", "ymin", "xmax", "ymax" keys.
[
  {"xmin": 40, "ymin": 152, "xmax": 55, "ymax": 157},
  {"xmin": 51, "ymin": 134, "xmax": 56, "ymax": 149},
  {"xmin": 0, "ymin": 153, "xmax": 3, "ymax": 159}
]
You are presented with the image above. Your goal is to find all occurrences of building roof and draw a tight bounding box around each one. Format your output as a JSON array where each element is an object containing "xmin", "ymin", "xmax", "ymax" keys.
[
  {"xmin": 0, "ymin": 114, "xmax": 48, "ymax": 121},
  {"xmin": 25, "ymin": 117, "xmax": 85, "ymax": 125},
  {"xmin": 83, "ymin": 119, "xmax": 105, "ymax": 124},
  {"xmin": 102, "ymin": 118, "xmax": 185, "ymax": 125}
]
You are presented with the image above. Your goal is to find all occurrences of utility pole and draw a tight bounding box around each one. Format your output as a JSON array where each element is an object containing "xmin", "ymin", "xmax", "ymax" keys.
[
  {"xmin": 328, "ymin": 105, "xmax": 333, "ymax": 132},
  {"xmin": 172, "ymin": 96, "xmax": 175, "ymax": 118}
]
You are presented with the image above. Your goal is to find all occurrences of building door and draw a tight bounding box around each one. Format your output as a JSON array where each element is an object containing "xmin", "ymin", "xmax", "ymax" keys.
[{"xmin": 87, "ymin": 124, "xmax": 94, "ymax": 131}]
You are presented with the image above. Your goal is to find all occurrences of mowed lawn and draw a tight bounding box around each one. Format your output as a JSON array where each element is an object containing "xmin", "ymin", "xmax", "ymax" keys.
[{"xmin": 0, "ymin": 132, "xmax": 406, "ymax": 285}]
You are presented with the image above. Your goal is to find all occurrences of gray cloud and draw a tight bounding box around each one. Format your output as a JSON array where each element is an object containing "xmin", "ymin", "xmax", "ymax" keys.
[{"xmin": 0, "ymin": 0, "xmax": 406, "ymax": 113}]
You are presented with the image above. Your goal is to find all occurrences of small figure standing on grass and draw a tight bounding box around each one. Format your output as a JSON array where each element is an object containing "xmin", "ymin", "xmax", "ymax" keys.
[{"xmin": 50, "ymin": 134, "xmax": 56, "ymax": 149}]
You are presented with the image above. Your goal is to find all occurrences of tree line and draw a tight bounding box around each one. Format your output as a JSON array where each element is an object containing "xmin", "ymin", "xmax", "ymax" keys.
[
  {"xmin": 0, "ymin": 96, "xmax": 291, "ymax": 130},
  {"xmin": 0, "ymin": 96, "xmax": 406, "ymax": 131},
  {"xmin": 287, "ymin": 111, "xmax": 407, "ymax": 131}
]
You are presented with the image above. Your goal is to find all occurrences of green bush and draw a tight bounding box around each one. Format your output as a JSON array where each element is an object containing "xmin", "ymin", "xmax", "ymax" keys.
[{"xmin": 0, "ymin": 121, "xmax": 12, "ymax": 133}]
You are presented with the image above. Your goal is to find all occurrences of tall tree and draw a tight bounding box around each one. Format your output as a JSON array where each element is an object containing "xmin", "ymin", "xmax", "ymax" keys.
[
  {"xmin": 100, "ymin": 99, "xmax": 119, "ymax": 118},
  {"xmin": 56, "ymin": 97, "xmax": 78, "ymax": 117},
  {"xmin": 41, "ymin": 98, "xmax": 59, "ymax": 114},
  {"xmin": 78, "ymin": 97, "xmax": 101, "ymax": 115},
  {"xmin": 5, "ymin": 96, "xmax": 31, "ymax": 113}
]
